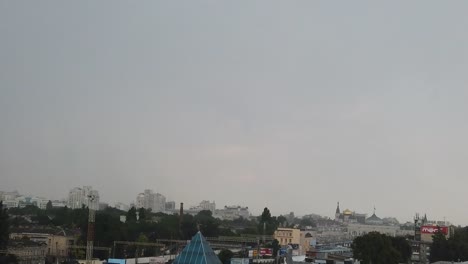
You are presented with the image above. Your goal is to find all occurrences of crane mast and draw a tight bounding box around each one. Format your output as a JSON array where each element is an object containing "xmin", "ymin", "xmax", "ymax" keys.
[{"xmin": 86, "ymin": 195, "xmax": 96, "ymax": 264}]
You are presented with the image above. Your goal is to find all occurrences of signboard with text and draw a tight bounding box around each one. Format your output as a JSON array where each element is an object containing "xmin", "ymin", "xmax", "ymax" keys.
[
  {"xmin": 260, "ymin": 248, "xmax": 272, "ymax": 256},
  {"xmin": 421, "ymin": 226, "xmax": 448, "ymax": 235}
]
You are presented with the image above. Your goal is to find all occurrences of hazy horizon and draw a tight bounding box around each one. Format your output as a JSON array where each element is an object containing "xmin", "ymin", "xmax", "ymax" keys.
[{"xmin": 2, "ymin": 1, "xmax": 468, "ymax": 226}]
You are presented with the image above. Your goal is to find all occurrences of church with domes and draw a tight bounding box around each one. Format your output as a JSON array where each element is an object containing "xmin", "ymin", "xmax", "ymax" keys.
[
  {"xmin": 334, "ymin": 202, "xmax": 367, "ymax": 224},
  {"xmin": 334, "ymin": 202, "xmax": 387, "ymax": 225}
]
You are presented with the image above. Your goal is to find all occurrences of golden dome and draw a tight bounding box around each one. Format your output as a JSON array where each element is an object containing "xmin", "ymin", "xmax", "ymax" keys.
[{"xmin": 343, "ymin": 209, "xmax": 353, "ymax": 215}]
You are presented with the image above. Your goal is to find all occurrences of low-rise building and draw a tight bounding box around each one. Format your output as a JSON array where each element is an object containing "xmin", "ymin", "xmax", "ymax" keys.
[
  {"xmin": 274, "ymin": 228, "xmax": 301, "ymax": 246},
  {"xmin": 300, "ymin": 230, "xmax": 315, "ymax": 255},
  {"xmin": 10, "ymin": 226, "xmax": 77, "ymax": 257},
  {"xmin": 51, "ymin": 200, "xmax": 67, "ymax": 208},
  {"xmin": 346, "ymin": 223, "xmax": 400, "ymax": 237},
  {"xmin": 7, "ymin": 240, "xmax": 47, "ymax": 264}
]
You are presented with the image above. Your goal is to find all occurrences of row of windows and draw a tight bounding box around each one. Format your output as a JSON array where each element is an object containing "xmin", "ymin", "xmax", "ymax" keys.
[{"xmin": 276, "ymin": 232, "xmax": 293, "ymax": 237}]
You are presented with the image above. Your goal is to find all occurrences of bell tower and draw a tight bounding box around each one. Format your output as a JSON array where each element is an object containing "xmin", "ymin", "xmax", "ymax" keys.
[{"xmin": 335, "ymin": 202, "xmax": 340, "ymax": 221}]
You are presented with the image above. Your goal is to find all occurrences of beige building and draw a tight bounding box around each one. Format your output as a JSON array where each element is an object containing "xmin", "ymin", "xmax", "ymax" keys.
[
  {"xmin": 10, "ymin": 227, "xmax": 77, "ymax": 257},
  {"xmin": 7, "ymin": 240, "xmax": 47, "ymax": 264},
  {"xmin": 274, "ymin": 228, "xmax": 301, "ymax": 246},
  {"xmin": 299, "ymin": 231, "xmax": 315, "ymax": 255}
]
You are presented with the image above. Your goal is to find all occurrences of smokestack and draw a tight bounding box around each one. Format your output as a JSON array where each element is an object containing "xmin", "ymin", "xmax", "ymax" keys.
[{"xmin": 179, "ymin": 203, "xmax": 184, "ymax": 239}]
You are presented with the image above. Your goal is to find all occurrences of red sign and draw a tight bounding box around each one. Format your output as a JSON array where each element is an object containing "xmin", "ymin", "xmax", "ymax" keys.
[
  {"xmin": 260, "ymin": 248, "xmax": 273, "ymax": 256},
  {"xmin": 421, "ymin": 226, "xmax": 448, "ymax": 235}
]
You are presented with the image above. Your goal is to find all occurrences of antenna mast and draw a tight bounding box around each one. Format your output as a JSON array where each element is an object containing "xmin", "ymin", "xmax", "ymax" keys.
[{"xmin": 86, "ymin": 195, "xmax": 96, "ymax": 264}]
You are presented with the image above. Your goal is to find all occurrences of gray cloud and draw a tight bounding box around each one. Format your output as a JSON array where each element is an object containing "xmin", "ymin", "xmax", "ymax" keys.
[{"xmin": 1, "ymin": 1, "xmax": 468, "ymax": 224}]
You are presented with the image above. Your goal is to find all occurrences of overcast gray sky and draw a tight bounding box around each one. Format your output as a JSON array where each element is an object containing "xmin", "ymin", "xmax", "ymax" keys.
[{"xmin": 2, "ymin": 1, "xmax": 468, "ymax": 225}]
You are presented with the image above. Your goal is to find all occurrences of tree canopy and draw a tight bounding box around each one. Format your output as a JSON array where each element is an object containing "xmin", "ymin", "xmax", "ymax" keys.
[
  {"xmin": 352, "ymin": 232, "xmax": 411, "ymax": 264},
  {"xmin": 430, "ymin": 227, "xmax": 468, "ymax": 262},
  {"xmin": 218, "ymin": 249, "xmax": 234, "ymax": 264},
  {"xmin": 0, "ymin": 201, "xmax": 10, "ymax": 250}
]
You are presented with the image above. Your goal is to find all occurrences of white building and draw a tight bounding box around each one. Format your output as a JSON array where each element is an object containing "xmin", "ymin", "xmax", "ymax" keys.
[
  {"xmin": 51, "ymin": 200, "xmax": 67, "ymax": 208},
  {"xmin": 0, "ymin": 191, "xmax": 20, "ymax": 201},
  {"xmin": 67, "ymin": 186, "xmax": 100, "ymax": 210},
  {"xmin": 114, "ymin": 202, "xmax": 130, "ymax": 211},
  {"xmin": 346, "ymin": 223, "xmax": 400, "ymax": 237},
  {"xmin": 165, "ymin": 201, "xmax": 176, "ymax": 212},
  {"xmin": 29, "ymin": 197, "xmax": 49, "ymax": 209},
  {"xmin": 135, "ymin": 190, "xmax": 166, "ymax": 213},
  {"xmin": 214, "ymin": 206, "xmax": 250, "ymax": 220},
  {"xmin": 1, "ymin": 191, "xmax": 49, "ymax": 209},
  {"xmin": 0, "ymin": 191, "xmax": 20, "ymax": 208},
  {"xmin": 199, "ymin": 200, "xmax": 216, "ymax": 212}
]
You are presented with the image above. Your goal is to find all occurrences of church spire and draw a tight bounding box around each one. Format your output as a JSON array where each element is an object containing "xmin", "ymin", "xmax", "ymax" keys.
[{"xmin": 336, "ymin": 202, "xmax": 340, "ymax": 214}]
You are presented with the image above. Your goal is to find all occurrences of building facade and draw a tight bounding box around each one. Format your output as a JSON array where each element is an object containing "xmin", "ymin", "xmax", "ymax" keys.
[
  {"xmin": 135, "ymin": 190, "xmax": 166, "ymax": 213},
  {"xmin": 214, "ymin": 206, "xmax": 249, "ymax": 220},
  {"xmin": 10, "ymin": 227, "xmax": 77, "ymax": 258},
  {"xmin": 67, "ymin": 186, "xmax": 100, "ymax": 210},
  {"xmin": 165, "ymin": 201, "xmax": 176, "ymax": 211},
  {"xmin": 274, "ymin": 228, "xmax": 301, "ymax": 246}
]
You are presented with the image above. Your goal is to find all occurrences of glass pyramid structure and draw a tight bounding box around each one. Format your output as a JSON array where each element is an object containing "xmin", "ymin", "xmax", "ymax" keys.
[{"xmin": 173, "ymin": 232, "xmax": 222, "ymax": 264}]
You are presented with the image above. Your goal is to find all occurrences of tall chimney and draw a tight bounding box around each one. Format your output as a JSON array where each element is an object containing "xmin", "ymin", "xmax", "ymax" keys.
[{"xmin": 179, "ymin": 203, "xmax": 184, "ymax": 238}]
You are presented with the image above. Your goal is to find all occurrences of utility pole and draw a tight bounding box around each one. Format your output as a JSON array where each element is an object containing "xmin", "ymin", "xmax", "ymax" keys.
[
  {"xmin": 263, "ymin": 222, "xmax": 266, "ymax": 244},
  {"xmin": 86, "ymin": 195, "xmax": 96, "ymax": 264}
]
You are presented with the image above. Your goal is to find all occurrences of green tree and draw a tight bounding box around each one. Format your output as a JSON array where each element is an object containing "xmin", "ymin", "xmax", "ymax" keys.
[
  {"xmin": 277, "ymin": 215, "xmax": 287, "ymax": 227},
  {"xmin": 46, "ymin": 200, "xmax": 53, "ymax": 211},
  {"xmin": 299, "ymin": 218, "xmax": 314, "ymax": 228},
  {"xmin": 194, "ymin": 210, "xmax": 220, "ymax": 237},
  {"xmin": 271, "ymin": 239, "xmax": 280, "ymax": 257},
  {"xmin": 430, "ymin": 231, "xmax": 448, "ymax": 262},
  {"xmin": 0, "ymin": 254, "xmax": 18, "ymax": 264},
  {"xmin": 352, "ymin": 232, "xmax": 401, "ymax": 264},
  {"xmin": 258, "ymin": 207, "xmax": 278, "ymax": 235},
  {"xmin": 180, "ymin": 214, "xmax": 197, "ymax": 239},
  {"xmin": 0, "ymin": 201, "xmax": 9, "ymax": 250},
  {"xmin": 127, "ymin": 207, "xmax": 137, "ymax": 222},
  {"xmin": 390, "ymin": 236, "xmax": 412, "ymax": 263},
  {"xmin": 429, "ymin": 226, "xmax": 468, "ymax": 262},
  {"xmin": 218, "ymin": 249, "xmax": 234, "ymax": 264},
  {"xmin": 138, "ymin": 208, "xmax": 147, "ymax": 221}
]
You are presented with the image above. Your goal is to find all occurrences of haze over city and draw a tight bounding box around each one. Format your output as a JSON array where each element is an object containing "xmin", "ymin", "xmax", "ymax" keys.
[{"xmin": 2, "ymin": 1, "xmax": 468, "ymax": 225}]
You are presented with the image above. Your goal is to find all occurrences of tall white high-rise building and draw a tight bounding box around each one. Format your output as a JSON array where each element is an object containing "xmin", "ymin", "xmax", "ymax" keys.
[
  {"xmin": 67, "ymin": 186, "xmax": 100, "ymax": 210},
  {"xmin": 199, "ymin": 200, "xmax": 216, "ymax": 212},
  {"xmin": 135, "ymin": 189, "xmax": 166, "ymax": 213},
  {"xmin": 154, "ymin": 193, "xmax": 166, "ymax": 213}
]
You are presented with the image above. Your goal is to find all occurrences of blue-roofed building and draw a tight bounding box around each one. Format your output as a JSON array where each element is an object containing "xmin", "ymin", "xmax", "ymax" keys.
[{"xmin": 173, "ymin": 232, "xmax": 222, "ymax": 264}]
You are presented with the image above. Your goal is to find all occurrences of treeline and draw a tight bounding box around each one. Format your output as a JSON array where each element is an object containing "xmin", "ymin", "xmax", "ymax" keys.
[
  {"xmin": 352, "ymin": 232, "xmax": 412, "ymax": 264},
  {"xmin": 430, "ymin": 227, "xmax": 468, "ymax": 262},
  {"xmin": 7, "ymin": 205, "xmax": 291, "ymax": 247}
]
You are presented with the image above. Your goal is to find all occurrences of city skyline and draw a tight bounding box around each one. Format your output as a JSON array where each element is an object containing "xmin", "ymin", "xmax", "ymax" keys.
[
  {"xmin": 0, "ymin": 187, "xmax": 450, "ymax": 226},
  {"xmin": 2, "ymin": 1, "xmax": 468, "ymax": 226}
]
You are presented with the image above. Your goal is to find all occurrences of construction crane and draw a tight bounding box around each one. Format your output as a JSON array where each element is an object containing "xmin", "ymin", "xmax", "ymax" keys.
[{"xmin": 86, "ymin": 195, "xmax": 96, "ymax": 264}]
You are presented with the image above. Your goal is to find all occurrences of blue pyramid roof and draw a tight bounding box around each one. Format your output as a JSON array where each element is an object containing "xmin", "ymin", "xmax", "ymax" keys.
[{"xmin": 173, "ymin": 232, "xmax": 222, "ymax": 264}]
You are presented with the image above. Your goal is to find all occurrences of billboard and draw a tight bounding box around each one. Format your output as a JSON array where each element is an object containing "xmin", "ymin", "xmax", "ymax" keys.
[
  {"xmin": 421, "ymin": 226, "xmax": 448, "ymax": 235},
  {"xmin": 249, "ymin": 248, "xmax": 272, "ymax": 257},
  {"xmin": 260, "ymin": 248, "xmax": 272, "ymax": 257}
]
